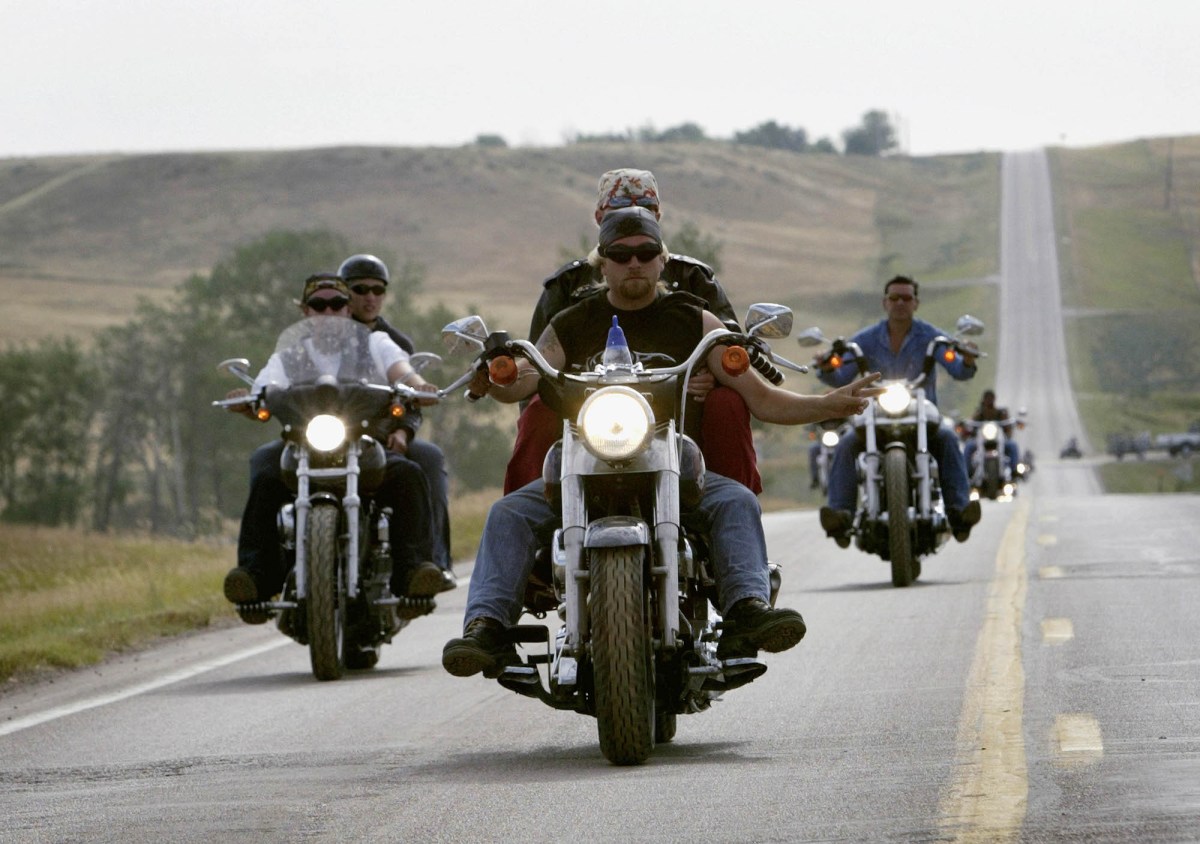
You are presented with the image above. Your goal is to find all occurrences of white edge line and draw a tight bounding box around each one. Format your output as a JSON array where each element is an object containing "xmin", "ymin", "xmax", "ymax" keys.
[{"xmin": 0, "ymin": 638, "xmax": 289, "ymax": 737}]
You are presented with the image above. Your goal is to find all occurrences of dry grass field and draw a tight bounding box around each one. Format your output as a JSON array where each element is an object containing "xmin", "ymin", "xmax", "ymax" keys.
[{"xmin": 0, "ymin": 143, "xmax": 1000, "ymax": 346}]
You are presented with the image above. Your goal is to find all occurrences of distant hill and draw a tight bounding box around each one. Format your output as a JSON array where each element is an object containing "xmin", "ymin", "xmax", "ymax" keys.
[{"xmin": 0, "ymin": 143, "xmax": 1001, "ymax": 345}]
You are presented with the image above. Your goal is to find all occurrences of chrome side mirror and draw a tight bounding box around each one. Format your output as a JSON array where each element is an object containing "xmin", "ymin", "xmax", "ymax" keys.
[
  {"xmin": 408, "ymin": 352, "xmax": 443, "ymax": 373},
  {"xmin": 795, "ymin": 326, "xmax": 828, "ymax": 348},
  {"xmin": 217, "ymin": 357, "xmax": 255, "ymax": 386},
  {"xmin": 441, "ymin": 316, "xmax": 489, "ymax": 355},
  {"xmin": 955, "ymin": 314, "xmax": 985, "ymax": 336},
  {"xmin": 744, "ymin": 303, "xmax": 793, "ymax": 339}
]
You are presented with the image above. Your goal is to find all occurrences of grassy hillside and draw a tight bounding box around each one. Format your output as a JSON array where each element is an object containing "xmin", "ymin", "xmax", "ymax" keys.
[
  {"xmin": 1050, "ymin": 137, "xmax": 1200, "ymax": 450},
  {"xmin": 0, "ymin": 144, "xmax": 999, "ymax": 346}
]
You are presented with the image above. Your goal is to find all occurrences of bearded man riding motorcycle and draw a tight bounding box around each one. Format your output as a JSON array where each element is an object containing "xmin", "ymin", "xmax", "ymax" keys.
[
  {"xmin": 816, "ymin": 275, "xmax": 983, "ymax": 545},
  {"xmin": 442, "ymin": 207, "xmax": 883, "ymax": 678},
  {"xmin": 504, "ymin": 168, "xmax": 761, "ymax": 495}
]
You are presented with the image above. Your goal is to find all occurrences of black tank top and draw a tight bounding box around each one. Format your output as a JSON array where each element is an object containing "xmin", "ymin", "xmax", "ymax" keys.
[{"xmin": 547, "ymin": 290, "xmax": 707, "ymax": 436}]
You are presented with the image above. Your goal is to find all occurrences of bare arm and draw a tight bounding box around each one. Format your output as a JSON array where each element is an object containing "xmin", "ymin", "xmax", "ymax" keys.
[{"xmin": 702, "ymin": 311, "xmax": 882, "ymax": 424}]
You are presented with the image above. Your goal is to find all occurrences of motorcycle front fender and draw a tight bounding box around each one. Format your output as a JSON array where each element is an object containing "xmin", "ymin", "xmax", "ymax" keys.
[{"xmin": 584, "ymin": 516, "xmax": 650, "ymax": 549}]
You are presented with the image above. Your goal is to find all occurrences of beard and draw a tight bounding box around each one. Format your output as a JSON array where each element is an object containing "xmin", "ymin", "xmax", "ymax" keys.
[{"xmin": 612, "ymin": 273, "xmax": 657, "ymax": 302}]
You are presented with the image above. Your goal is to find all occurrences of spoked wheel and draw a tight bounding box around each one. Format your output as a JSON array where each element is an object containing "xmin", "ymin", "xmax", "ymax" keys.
[
  {"xmin": 307, "ymin": 503, "xmax": 346, "ymax": 681},
  {"xmin": 885, "ymin": 449, "xmax": 915, "ymax": 588},
  {"xmin": 591, "ymin": 545, "xmax": 655, "ymax": 765}
]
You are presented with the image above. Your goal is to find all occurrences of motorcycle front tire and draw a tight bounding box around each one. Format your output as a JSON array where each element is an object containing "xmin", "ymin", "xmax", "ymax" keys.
[
  {"xmin": 591, "ymin": 545, "xmax": 655, "ymax": 765},
  {"xmin": 307, "ymin": 503, "xmax": 347, "ymax": 681},
  {"xmin": 885, "ymin": 449, "xmax": 915, "ymax": 588}
]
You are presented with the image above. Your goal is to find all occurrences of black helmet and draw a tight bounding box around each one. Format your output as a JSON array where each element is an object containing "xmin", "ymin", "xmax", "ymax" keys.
[{"xmin": 338, "ymin": 253, "xmax": 389, "ymax": 285}]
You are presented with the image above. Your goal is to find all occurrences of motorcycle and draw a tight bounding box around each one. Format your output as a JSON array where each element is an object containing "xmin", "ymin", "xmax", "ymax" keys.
[
  {"xmin": 808, "ymin": 420, "xmax": 845, "ymax": 495},
  {"xmin": 441, "ymin": 304, "xmax": 804, "ymax": 765},
  {"xmin": 958, "ymin": 411, "xmax": 1027, "ymax": 500},
  {"xmin": 213, "ymin": 317, "xmax": 470, "ymax": 681},
  {"xmin": 798, "ymin": 315, "xmax": 985, "ymax": 587}
]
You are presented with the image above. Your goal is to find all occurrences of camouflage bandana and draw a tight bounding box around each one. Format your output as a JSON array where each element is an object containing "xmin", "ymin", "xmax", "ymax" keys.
[
  {"xmin": 596, "ymin": 168, "xmax": 660, "ymax": 211},
  {"xmin": 301, "ymin": 272, "xmax": 350, "ymax": 302}
]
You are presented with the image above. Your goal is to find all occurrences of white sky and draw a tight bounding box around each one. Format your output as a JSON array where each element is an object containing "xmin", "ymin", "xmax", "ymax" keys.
[{"xmin": 3, "ymin": 0, "xmax": 1197, "ymax": 159}]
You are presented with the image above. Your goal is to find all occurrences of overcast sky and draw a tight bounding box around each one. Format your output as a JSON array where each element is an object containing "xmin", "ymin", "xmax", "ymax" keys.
[{"xmin": 3, "ymin": 0, "xmax": 1197, "ymax": 159}]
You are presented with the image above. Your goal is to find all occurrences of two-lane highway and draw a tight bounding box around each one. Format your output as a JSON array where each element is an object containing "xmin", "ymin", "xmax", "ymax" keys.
[{"xmin": 2, "ymin": 152, "xmax": 1196, "ymax": 842}]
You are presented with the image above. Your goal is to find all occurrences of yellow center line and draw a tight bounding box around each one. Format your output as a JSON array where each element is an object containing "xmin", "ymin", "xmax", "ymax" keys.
[
  {"xmin": 1041, "ymin": 618, "xmax": 1074, "ymax": 644},
  {"xmin": 939, "ymin": 496, "xmax": 1030, "ymax": 843}
]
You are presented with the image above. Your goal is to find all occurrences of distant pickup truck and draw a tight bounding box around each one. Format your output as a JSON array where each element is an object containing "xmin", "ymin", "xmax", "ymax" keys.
[{"xmin": 1154, "ymin": 423, "xmax": 1200, "ymax": 457}]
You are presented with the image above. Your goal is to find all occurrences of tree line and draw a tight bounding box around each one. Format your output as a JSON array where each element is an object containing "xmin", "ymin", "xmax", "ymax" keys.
[
  {"xmin": 0, "ymin": 230, "xmax": 513, "ymax": 535},
  {"xmin": 475, "ymin": 110, "xmax": 899, "ymax": 157}
]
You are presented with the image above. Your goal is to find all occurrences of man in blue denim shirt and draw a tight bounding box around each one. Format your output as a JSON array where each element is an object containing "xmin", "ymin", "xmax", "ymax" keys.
[{"xmin": 815, "ymin": 275, "xmax": 982, "ymax": 545}]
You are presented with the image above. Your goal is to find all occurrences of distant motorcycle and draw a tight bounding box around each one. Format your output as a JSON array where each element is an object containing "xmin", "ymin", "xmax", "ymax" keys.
[
  {"xmin": 442, "ymin": 304, "xmax": 803, "ymax": 765},
  {"xmin": 213, "ymin": 318, "xmax": 469, "ymax": 681},
  {"xmin": 798, "ymin": 316, "xmax": 985, "ymax": 587},
  {"xmin": 958, "ymin": 410, "xmax": 1027, "ymax": 500}
]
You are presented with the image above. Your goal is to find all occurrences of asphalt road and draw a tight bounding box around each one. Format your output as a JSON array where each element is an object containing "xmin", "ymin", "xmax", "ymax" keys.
[{"xmin": 2, "ymin": 152, "xmax": 1197, "ymax": 842}]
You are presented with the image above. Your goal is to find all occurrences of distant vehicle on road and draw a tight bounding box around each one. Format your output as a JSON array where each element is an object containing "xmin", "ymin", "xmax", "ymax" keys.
[
  {"xmin": 1154, "ymin": 421, "xmax": 1200, "ymax": 457},
  {"xmin": 1108, "ymin": 430, "xmax": 1150, "ymax": 460}
]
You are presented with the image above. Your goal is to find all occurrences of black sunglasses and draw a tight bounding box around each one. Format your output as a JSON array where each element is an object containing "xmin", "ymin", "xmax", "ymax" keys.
[
  {"xmin": 350, "ymin": 283, "xmax": 387, "ymax": 296},
  {"xmin": 605, "ymin": 195, "xmax": 659, "ymax": 210},
  {"xmin": 603, "ymin": 245, "xmax": 662, "ymax": 265},
  {"xmin": 306, "ymin": 296, "xmax": 349, "ymax": 312}
]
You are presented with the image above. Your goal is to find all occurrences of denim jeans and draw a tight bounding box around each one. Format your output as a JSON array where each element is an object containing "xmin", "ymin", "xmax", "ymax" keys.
[
  {"xmin": 236, "ymin": 439, "xmax": 434, "ymax": 596},
  {"xmin": 827, "ymin": 421, "xmax": 972, "ymax": 514},
  {"xmin": 462, "ymin": 472, "xmax": 771, "ymax": 630}
]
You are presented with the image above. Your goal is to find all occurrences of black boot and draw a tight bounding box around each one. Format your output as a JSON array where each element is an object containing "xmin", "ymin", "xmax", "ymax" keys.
[
  {"xmin": 442, "ymin": 617, "xmax": 519, "ymax": 678},
  {"xmin": 718, "ymin": 598, "xmax": 807, "ymax": 659}
]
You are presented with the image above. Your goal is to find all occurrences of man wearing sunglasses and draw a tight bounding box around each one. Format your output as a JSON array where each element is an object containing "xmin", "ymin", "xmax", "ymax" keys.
[
  {"xmin": 814, "ymin": 275, "xmax": 982, "ymax": 545},
  {"xmin": 340, "ymin": 253, "xmax": 456, "ymax": 594},
  {"xmin": 442, "ymin": 207, "xmax": 883, "ymax": 678},
  {"xmin": 222, "ymin": 273, "xmax": 445, "ymax": 622},
  {"xmin": 506, "ymin": 168, "xmax": 761, "ymax": 496}
]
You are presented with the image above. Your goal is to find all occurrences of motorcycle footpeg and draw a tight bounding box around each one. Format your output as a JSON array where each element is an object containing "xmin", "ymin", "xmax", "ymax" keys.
[
  {"xmin": 700, "ymin": 658, "xmax": 768, "ymax": 693},
  {"xmin": 506, "ymin": 623, "xmax": 551, "ymax": 645},
  {"xmin": 388, "ymin": 595, "xmax": 436, "ymax": 620}
]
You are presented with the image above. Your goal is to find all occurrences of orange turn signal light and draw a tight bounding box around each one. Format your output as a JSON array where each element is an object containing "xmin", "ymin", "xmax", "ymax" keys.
[
  {"xmin": 255, "ymin": 407, "xmax": 271, "ymax": 422},
  {"xmin": 489, "ymin": 356, "xmax": 518, "ymax": 386},
  {"xmin": 722, "ymin": 345, "xmax": 750, "ymax": 377},
  {"xmin": 390, "ymin": 402, "xmax": 405, "ymax": 418},
  {"xmin": 829, "ymin": 354, "xmax": 842, "ymax": 369},
  {"xmin": 943, "ymin": 349, "xmax": 957, "ymax": 363}
]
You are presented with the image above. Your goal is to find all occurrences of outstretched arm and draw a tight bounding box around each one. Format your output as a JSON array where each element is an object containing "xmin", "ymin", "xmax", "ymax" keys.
[{"xmin": 703, "ymin": 311, "xmax": 883, "ymax": 425}]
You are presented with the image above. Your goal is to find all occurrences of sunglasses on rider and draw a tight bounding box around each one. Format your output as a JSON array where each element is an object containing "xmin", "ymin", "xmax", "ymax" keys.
[
  {"xmin": 350, "ymin": 283, "xmax": 387, "ymax": 296},
  {"xmin": 887, "ymin": 294, "xmax": 915, "ymax": 302},
  {"xmin": 604, "ymin": 195, "xmax": 660, "ymax": 211},
  {"xmin": 306, "ymin": 296, "xmax": 349, "ymax": 312},
  {"xmin": 602, "ymin": 245, "xmax": 663, "ymax": 265}
]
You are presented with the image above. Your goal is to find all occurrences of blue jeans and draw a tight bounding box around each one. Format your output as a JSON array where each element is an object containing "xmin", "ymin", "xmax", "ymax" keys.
[
  {"xmin": 827, "ymin": 422, "xmax": 971, "ymax": 514},
  {"xmin": 463, "ymin": 472, "xmax": 772, "ymax": 630}
]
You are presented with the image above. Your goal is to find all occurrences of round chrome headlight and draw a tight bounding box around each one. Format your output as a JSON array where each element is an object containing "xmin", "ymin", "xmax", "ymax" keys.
[
  {"xmin": 820, "ymin": 429, "xmax": 840, "ymax": 448},
  {"xmin": 877, "ymin": 383, "xmax": 912, "ymax": 416},
  {"xmin": 306, "ymin": 414, "xmax": 347, "ymax": 452},
  {"xmin": 578, "ymin": 386, "xmax": 653, "ymax": 462},
  {"xmin": 981, "ymin": 421, "xmax": 1001, "ymax": 441}
]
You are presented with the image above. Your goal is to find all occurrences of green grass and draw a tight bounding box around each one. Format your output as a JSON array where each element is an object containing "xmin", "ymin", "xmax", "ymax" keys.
[
  {"xmin": 0, "ymin": 500, "xmax": 493, "ymax": 684},
  {"xmin": 0, "ymin": 525, "xmax": 232, "ymax": 683},
  {"xmin": 1053, "ymin": 139, "xmax": 1200, "ymax": 476},
  {"xmin": 1098, "ymin": 456, "xmax": 1200, "ymax": 494}
]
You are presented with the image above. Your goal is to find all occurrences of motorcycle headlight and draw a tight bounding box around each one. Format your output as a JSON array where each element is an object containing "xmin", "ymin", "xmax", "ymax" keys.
[
  {"xmin": 578, "ymin": 386, "xmax": 653, "ymax": 462},
  {"xmin": 306, "ymin": 414, "xmax": 347, "ymax": 452},
  {"xmin": 820, "ymin": 430, "xmax": 840, "ymax": 448},
  {"xmin": 981, "ymin": 421, "xmax": 1000, "ymax": 440},
  {"xmin": 877, "ymin": 383, "xmax": 912, "ymax": 416}
]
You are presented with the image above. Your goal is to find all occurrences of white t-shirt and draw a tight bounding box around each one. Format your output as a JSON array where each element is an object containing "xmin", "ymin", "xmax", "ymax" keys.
[{"xmin": 253, "ymin": 331, "xmax": 408, "ymax": 390}]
